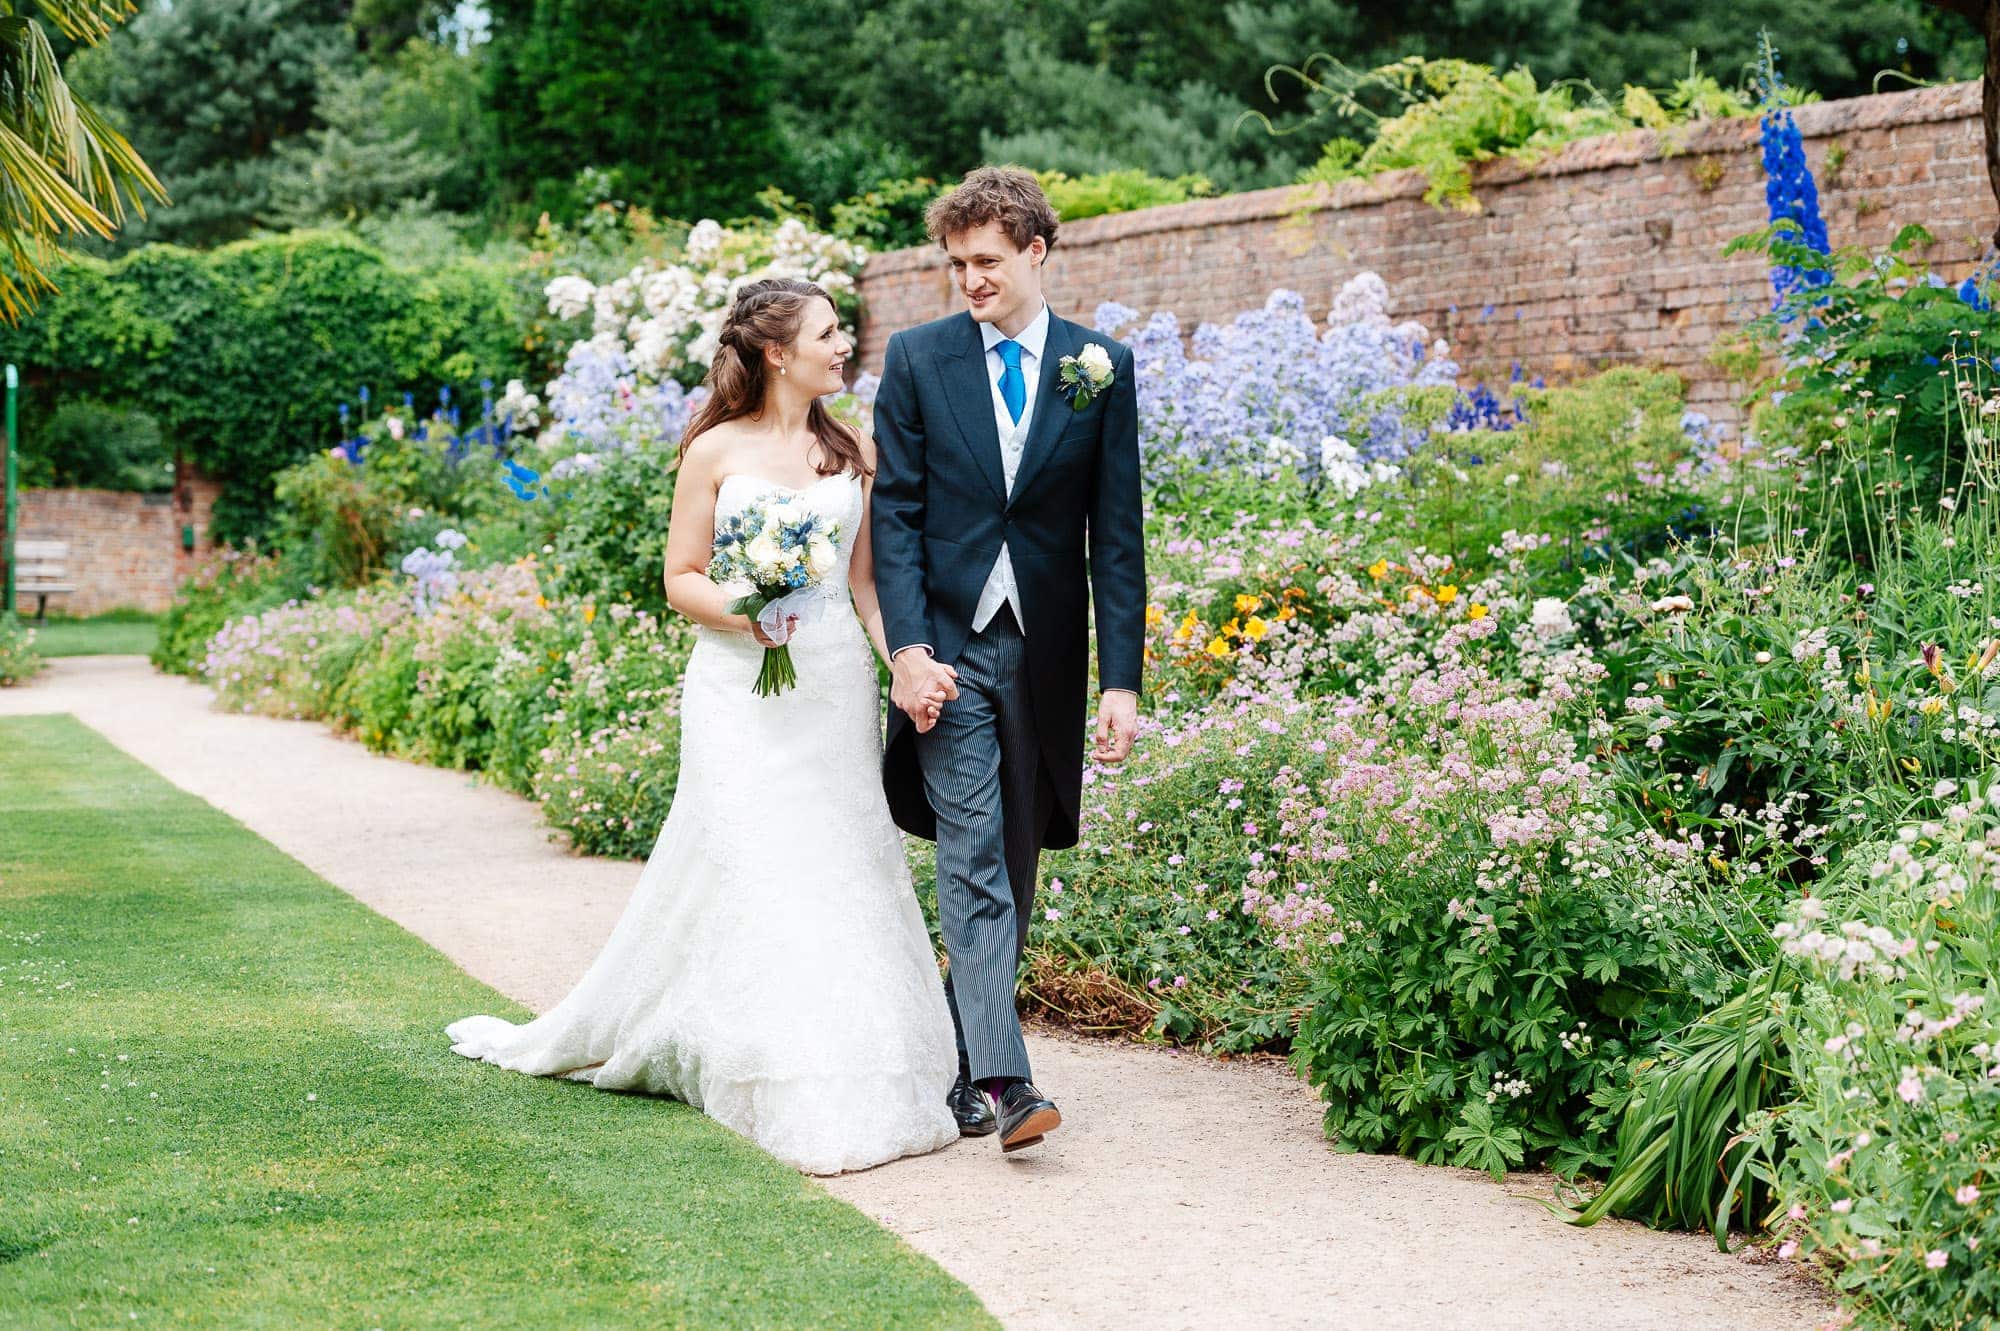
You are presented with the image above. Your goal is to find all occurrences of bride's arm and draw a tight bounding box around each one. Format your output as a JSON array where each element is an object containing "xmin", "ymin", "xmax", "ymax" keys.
[
  {"xmin": 663, "ymin": 434, "xmax": 760, "ymax": 636},
  {"xmin": 848, "ymin": 435, "xmax": 894, "ymax": 665}
]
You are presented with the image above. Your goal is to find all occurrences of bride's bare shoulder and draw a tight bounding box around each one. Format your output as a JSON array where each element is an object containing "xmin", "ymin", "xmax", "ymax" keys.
[{"xmin": 679, "ymin": 422, "xmax": 747, "ymax": 486}]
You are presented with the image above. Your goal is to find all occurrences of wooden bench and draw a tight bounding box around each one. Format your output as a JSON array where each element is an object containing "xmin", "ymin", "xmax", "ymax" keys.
[{"xmin": 14, "ymin": 539, "xmax": 74, "ymax": 620}]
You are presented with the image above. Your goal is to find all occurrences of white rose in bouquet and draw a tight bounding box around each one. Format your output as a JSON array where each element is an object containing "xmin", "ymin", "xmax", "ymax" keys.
[
  {"xmin": 745, "ymin": 530, "xmax": 782, "ymax": 574},
  {"xmin": 1078, "ymin": 342, "xmax": 1114, "ymax": 381}
]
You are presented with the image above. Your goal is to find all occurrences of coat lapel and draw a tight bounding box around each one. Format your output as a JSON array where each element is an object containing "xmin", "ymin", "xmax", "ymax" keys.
[
  {"xmin": 1009, "ymin": 312, "xmax": 1079, "ymax": 502},
  {"xmin": 933, "ymin": 315, "xmax": 1008, "ymax": 504}
]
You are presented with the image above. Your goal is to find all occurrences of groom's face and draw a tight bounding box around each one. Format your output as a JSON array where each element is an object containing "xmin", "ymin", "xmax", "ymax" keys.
[{"xmin": 944, "ymin": 221, "xmax": 1045, "ymax": 331}]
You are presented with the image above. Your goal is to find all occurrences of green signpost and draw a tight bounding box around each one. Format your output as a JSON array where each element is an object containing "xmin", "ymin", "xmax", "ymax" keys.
[{"xmin": 3, "ymin": 364, "xmax": 16, "ymax": 618}]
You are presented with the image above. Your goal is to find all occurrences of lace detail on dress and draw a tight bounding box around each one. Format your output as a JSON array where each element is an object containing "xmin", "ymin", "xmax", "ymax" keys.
[{"xmin": 448, "ymin": 471, "xmax": 959, "ymax": 1176}]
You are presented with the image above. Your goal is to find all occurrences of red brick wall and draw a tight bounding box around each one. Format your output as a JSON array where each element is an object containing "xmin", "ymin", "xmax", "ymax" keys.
[
  {"xmin": 10, "ymin": 470, "xmax": 223, "ymax": 616},
  {"xmin": 856, "ymin": 82, "xmax": 1991, "ymax": 427}
]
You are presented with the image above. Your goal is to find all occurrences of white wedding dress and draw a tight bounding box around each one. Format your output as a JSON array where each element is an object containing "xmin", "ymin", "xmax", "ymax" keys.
[{"xmin": 447, "ymin": 470, "xmax": 960, "ymax": 1175}]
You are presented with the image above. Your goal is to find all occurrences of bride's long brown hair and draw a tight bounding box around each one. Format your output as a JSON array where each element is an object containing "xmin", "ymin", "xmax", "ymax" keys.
[{"xmin": 679, "ymin": 278, "xmax": 870, "ymax": 477}]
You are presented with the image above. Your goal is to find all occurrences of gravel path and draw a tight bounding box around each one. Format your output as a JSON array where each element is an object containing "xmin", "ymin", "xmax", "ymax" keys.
[{"xmin": 3, "ymin": 655, "xmax": 1833, "ymax": 1331}]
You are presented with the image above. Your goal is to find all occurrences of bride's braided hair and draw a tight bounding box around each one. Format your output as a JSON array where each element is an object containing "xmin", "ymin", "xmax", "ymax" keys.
[{"xmin": 679, "ymin": 277, "xmax": 868, "ymax": 477}]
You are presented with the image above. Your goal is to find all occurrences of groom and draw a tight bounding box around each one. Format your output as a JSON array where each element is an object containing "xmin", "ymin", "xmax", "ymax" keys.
[{"xmin": 872, "ymin": 166, "xmax": 1145, "ymax": 1152}]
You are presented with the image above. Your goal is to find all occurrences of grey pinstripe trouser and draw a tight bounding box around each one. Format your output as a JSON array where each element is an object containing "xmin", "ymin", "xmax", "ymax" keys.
[{"xmin": 915, "ymin": 607, "xmax": 1052, "ymax": 1083}]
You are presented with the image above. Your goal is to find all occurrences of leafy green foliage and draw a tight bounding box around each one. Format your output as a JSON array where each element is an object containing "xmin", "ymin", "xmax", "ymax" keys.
[
  {"xmin": 484, "ymin": 0, "xmax": 787, "ymax": 223},
  {"xmin": 265, "ymin": 62, "xmax": 453, "ymax": 230},
  {"xmin": 1037, "ymin": 169, "xmax": 1215, "ymax": 220},
  {"xmin": 538, "ymin": 445, "xmax": 681, "ymax": 617},
  {"xmin": 0, "ymin": 231, "xmax": 530, "ymax": 542},
  {"xmin": 1560, "ymin": 984, "xmax": 1790, "ymax": 1240},
  {"xmin": 1726, "ymin": 222, "xmax": 2000, "ymax": 563},
  {"xmin": 1294, "ymin": 58, "xmax": 1752, "ymax": 210},
  {"xmin": 1399, "ymin": 367, "xmax": 1713, "ymax": 581},
  {"xmin": 15, "ymin": 399, "xmax": 170, "ymax": 491}
]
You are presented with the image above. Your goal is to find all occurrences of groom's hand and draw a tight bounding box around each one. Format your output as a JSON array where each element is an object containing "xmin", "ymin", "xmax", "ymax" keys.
[
  {"xmin": 892, "ymin": 647, "xmax": 958, "ymax": 733},
  {"xmin": 1093, "ymin": 690, "xmax": 1139, "ymax": 765}
]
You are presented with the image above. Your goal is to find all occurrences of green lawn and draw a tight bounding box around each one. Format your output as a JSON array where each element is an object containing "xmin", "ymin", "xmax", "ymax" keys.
[
  {"xmin": 0, "ymin": 714, "xmax": 991, "ymax": 1330},
  {"xmin": 26, "ymin": 610, "xmax": 159, "ymax": 657}
]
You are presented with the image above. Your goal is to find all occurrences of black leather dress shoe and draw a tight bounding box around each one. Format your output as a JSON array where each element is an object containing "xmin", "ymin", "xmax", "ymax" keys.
[
  {"xmin": 948, "ymin": 1074, "xmax": 996, "ymax": 1137},
  {"xmin": 996, "ymin": 1080, "xmax": 1061, "ymax": 1152}
]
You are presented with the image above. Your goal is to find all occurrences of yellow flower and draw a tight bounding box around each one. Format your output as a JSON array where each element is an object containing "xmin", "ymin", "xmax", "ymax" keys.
[
  {"xmin": 1866, "ymin": 695, "xmax": 1893, "ymax": 723},
  {"xmin": 1275, "ymin": 605, "xmax": 1297, "ymax": 622},
  {"xmin": 535, "ymin": 595, "xmax": 548, "ymax": 609},
  {"xmin": 1467, "ymin": 603, "xmax": 1489, "ymax": 621},
  {"xmin": 1919, "ymin": 695, "xmax": 1947, "ymax": 716},
  {"xmin": 1221, "ymin": 617, "xmax": 1242, "ymax": 638},
  {"xmin": 1901, "ymin": 756, "xmax": 1922, "ymax": 773},
  {"xmin": 1434, "ymin": 585, "xmax": 1458, "ymax": 605},
  {"xmin": 582, "ymin": 604, "xmax": 597, "ymax": 624},
  {"xmin": 1367, "ymin": 559, "xmax": 1389, "ymax": 581},
  {"xmin": 1234, "ymin": 592, "xmax": 1262, "ymax": 615},
  {"xmin": 1243, "ymin": 616, "xmax": 1269, "ymax": 641},
  {"xmin": 1145, "ymin": 604, "xmax": 1166, "ymax": 629},
  {"xmin": 1205, "ymin": 637, "xmax": 1231, "ymax": 658},
  {"xmin": 1707, "ymin": 854, "xmax": 1729, "ymax": 876}
]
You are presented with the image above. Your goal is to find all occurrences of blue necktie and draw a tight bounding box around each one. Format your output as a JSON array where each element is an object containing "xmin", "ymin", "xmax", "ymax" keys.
[{"xmin": 996, "ymin": 339, "xmax": 1026, "ymax": 425}]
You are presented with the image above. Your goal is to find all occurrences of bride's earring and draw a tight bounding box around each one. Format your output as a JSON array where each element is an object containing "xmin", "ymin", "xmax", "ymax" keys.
[{"xmin": 779, "ymin": 363, "xmax": 787, "ymax": 376}]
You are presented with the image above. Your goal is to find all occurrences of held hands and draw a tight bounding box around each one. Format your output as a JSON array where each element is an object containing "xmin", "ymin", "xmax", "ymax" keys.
[
  {"xmin": 1093, "ymin": 690, "xmax": 1139, "ymax": 765},
  {"xmin": 891, "ymin": 647, "xmax": 958, "ymax": 733}
]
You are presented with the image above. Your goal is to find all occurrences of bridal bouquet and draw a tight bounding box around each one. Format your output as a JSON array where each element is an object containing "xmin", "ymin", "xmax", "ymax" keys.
[{"xmin": 709, "ymin": 494, "xmax": 842, "ymax": 696}]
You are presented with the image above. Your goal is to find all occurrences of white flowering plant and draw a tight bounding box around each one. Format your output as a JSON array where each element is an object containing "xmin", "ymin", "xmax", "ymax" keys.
[
  {"xmin": 542, "ymin": 216, "xmax": 866, "ymax": 395},
  {"xmin": 707, "ymin": 492, "xmax": 843, "ymax": 696},
  {"xmin": 1754, "ymin": 783, "xmax": 2000, "ymax": 1329}
]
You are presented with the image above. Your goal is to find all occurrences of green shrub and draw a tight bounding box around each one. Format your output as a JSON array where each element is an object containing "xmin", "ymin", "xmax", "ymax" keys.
[
  {"xmin": 527, "ymin": 604, "xmax": 696, "ymax": 857},
  {"xmin": 827, "ymin": 176, "xmax": 941, "ymax": 251},
  {"xmin": 0, "ymin": 231, "xmax": 531, "ymax": 543},
  {"xmin": 1036, "ymin": 169, "xmax": 1212, "ymax": 221},
  {"xmin": 1293, "ymin": 57, "xmax": 1753, "ymax": 211},
  {"xmin": 835, "ymin": 168, "xmax": 1216, "ymax": 252},
  {"xmin": 0, "ymin": 614, "xmax": 44, "ymax": 686},
  {"xmin": 270, "ymin": 413, "xmax": 518, "ymax": 591},
  {"xmin": 1399, "ymin": 367, "xmax": 1714, "ymax": 584},
  {"xmin": 538, "ymin": 444, "xmax": 680, "ymax": 616},
  {"xmin": 17, "ymin": 400, "xmax": 171, "ymax": 491}
]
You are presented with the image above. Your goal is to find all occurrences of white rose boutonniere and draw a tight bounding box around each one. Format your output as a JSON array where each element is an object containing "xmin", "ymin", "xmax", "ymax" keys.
[{"xmin": 1057, "ymin": 341, "xmax": 1116, "ymax": 411}]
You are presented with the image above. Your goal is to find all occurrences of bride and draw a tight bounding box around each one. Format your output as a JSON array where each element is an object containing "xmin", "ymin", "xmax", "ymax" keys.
[{"xmin": 447, "ymin": 277, "xmax": 961, "ymax": 1175}]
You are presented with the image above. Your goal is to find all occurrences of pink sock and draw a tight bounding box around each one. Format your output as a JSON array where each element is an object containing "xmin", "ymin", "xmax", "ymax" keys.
[{"xmin": 984, "ymin": 1077, "xmax": 1010, "ymax": 1104}]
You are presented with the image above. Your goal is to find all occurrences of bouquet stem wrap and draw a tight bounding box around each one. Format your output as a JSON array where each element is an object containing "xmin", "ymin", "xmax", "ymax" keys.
[{"xmin": 728, "ymin": 588, "xmax": 828, "ymax": 697}]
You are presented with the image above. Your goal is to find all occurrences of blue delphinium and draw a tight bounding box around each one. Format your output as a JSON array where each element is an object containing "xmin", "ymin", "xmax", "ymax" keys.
[{"xmin": 1754, "ymin": 37, "xmax": 1830, "ymax": 306}]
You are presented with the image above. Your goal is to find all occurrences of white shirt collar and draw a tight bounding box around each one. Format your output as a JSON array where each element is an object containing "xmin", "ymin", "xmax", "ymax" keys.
[{"xmin": 980, "ymin": 302, "xmax": 1050, "ymax": 363}]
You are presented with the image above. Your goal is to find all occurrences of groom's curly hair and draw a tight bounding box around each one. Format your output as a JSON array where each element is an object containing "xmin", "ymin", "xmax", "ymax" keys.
[{"xmin": 925, "ymin": 166, "xmax": 1059, "ymax": 255}]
